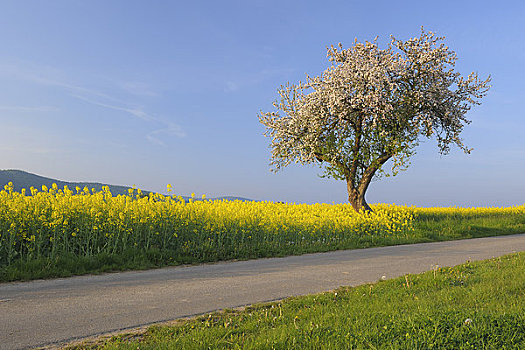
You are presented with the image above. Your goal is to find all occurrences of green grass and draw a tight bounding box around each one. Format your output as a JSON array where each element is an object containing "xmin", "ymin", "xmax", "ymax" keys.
[
  {"xmin": 2, "ymin": 211, "xmax": 525, "ymax": 282},
  {"xmin": 411, "ymin": 213, "xmax": 525, "ymax": 242},
  {"xmin": 70, "ymin": 252, "xmax": 525, "ymax": 349},
  {"xmin": 0, "ymin": 248, "xmax": 177, "ymax": 281}
]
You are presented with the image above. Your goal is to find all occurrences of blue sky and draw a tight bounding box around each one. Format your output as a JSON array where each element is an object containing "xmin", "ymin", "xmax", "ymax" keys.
[{"xmin": 0, "ymin": 0, "xmax": 523, "ymax": 207}]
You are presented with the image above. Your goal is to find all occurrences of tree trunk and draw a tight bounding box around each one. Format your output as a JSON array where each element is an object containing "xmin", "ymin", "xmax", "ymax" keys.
[
  {"xmin": 346, "ymin": 152, "xmax": 392, "ymax": 213},
  {"xmin": 346, "ymin": 180, "xmax": 372, "ymax": 212}
]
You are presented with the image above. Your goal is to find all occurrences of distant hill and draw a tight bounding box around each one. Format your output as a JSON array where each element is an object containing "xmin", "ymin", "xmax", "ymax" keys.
[
  {"xmin": 214, "ymin": 196, "xmax": 255, "ymax": 202},
  {"xmin": 0, "ymin": 169, "xmax": 256, "ymax": 201},
  {"xmin": 0, "ymin": 169, "xmax": 142, "ymax": 196}
]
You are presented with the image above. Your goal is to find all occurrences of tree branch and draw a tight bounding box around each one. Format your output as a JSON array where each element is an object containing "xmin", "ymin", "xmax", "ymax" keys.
[
  {"xmin": 357, "ymin": 152, "xmax": 392, "ymax": 195},
  {"xmin": 348, "ymin": 115, "xmax": 364, "ymax": 188},
  {"xmin": 314, "ymin": 152, "xmax": 350, "ymax": 179}
]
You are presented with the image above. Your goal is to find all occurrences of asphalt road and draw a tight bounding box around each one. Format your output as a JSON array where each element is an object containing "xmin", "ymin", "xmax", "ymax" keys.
[{"xmin": 2, "ymin": 234, "xmax": 525, "ymax": 350}]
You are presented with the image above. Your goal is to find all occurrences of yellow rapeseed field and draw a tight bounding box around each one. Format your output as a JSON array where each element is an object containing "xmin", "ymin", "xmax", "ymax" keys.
[
  {"xmin": 413, "ymin": 206, "xmax": 525, "ymax": 217},
  {"xmin": 2, "ymin": 182, "xmax": 524, "ymax": 269},
  {"xmin": 0, "ymin": 182, "xmax": 414, "ymax": 265}
]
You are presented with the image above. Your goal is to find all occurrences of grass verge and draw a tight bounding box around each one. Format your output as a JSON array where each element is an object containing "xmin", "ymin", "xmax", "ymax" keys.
[{"xmin": 69, "ymin": 252, "xmax": 525, "ymax": 349}]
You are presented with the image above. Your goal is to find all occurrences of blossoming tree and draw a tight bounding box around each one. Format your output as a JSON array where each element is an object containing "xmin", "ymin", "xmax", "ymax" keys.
[{"xmin": 259, "ymin": 29, "xmax": 490, "ymax": 212}]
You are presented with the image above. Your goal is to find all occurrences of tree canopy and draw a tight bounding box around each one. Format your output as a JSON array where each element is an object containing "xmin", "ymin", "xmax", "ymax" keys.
[{"xmin": 259, "ymin": 29, "xmax": 491, "ymax": 212}]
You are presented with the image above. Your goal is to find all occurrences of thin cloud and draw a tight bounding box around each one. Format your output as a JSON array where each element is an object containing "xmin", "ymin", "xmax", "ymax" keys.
[
  {"xmin": 0, "ymin": 105, "xmax": 59, "ymax": 113},
  {"xmin": 0, "ymin": 61, "xmax": 123, "ymax": 104},
  {"xmin": 118, "ymin": 81, "xmax": 159, "ymax": 97},
  {"xmin": 224, "ymin": 81, "xmax": 239, "ymax": 92},
  {"xmin": 146, "ymin": 123, "xmax": 186, "ymax": 146},
  {"xmin": 72, "ymin": 94, "xmax": 186, "ymax": 143},
  {"xmin": 0, "ymin": 59, "xmax": 186, "ymax": 144},
  {"xmin": 71, "ymin": 94, "xmax": 155, "ymax": 122},
  {"xmin": 0, "ymin": 145, "xmax": 66, "ymax": 155}
]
